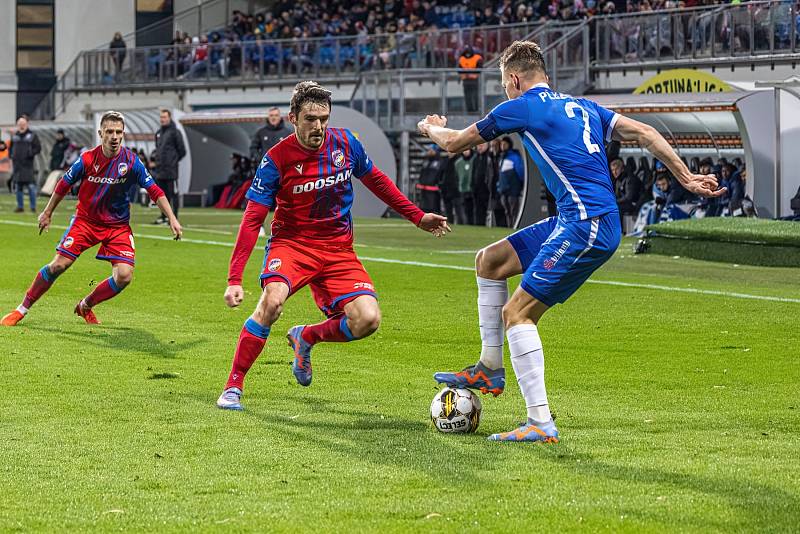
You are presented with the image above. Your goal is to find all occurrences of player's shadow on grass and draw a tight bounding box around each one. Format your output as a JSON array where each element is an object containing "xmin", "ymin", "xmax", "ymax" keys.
[
  {"xmin": 238, "ymin": 394, "xmax": 489, "ymax": 484},
  {"xmin": 27, "ymin": 324, "xmax": 205, "ymax": 359},
  {"xmin": 536, "ymin": 447, "xmax": 800, "ymax": 530}
]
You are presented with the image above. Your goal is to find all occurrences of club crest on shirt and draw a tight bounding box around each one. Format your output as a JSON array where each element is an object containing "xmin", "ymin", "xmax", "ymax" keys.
[
  {"xmin": 268, "ymin": 258, "xmax": 282, "ymax": 272},
  {"xmin": 332, "ymin": 149, "xmax": 345, "ymax": 168},
  {"xmin": 63, "ymin": 236, "xmax": 74, "ymax": 248},
  {"xmin": 118, "ymin": 162, "xmax": 128, "ymax": 176}
]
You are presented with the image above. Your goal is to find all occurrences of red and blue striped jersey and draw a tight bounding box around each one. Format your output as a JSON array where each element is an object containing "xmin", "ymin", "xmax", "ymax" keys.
[
  {"xmin": 56, "ymin": 145, "xmax": 163, "ymax": 225},
  {"xmin": 246, "ymin": 127, "xmax": 372, "ymax": 248}
]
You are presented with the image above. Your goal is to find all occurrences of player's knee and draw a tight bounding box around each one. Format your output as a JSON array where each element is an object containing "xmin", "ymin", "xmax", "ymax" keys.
[
  {"xmin": 475, "ymin": 247, "xmax": 502, "ymax": 279},
  {"xmin": 49, "ymin": 260, "xmax": 70, "ymax": 276},
  {"xmin": 501, "ymin": 301, "xmax": 526, "ymax": 328},
  {"xmin": 254, "ymin": 294, "xmax": 283, "ymax": 326},
  {"xmin": 351, "ymin": 307, "xmax": 381, "ymax": 338},
  {"xmin": 114, "ymin": 269, "xmax": 133, "ymax": 287}
]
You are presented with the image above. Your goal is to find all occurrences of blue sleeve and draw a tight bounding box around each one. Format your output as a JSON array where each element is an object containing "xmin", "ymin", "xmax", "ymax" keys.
[
  {"xmin": 581, "ymin": 98, "xmax": 619, "ymax": 143},
  {"xmin": 132, "ymin": 157, "xmax": 157, "ymax": 188},
  {"xmin": 475, "ymin": 98, "xmax": 529, "ymax": 141},
  {"xmin": 246, "ymin": 154, "xmax": 281, "ymax": 208},
  {"xmin": 63, "ymin": 156, "xmax": 85, "ymax": 185},
  {"xmin": 345, "ymin": 130, "xmax": 374, "ymax": 178}
]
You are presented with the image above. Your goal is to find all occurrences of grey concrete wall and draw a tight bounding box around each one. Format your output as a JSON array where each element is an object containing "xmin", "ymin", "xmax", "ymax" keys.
[
  {"xmin": 55, "ymin": 0, "xmax": 136, "ymax": 75},
  {"xmin": 0, "ymin": 0, "xmax": 17, "ymax": 124}
]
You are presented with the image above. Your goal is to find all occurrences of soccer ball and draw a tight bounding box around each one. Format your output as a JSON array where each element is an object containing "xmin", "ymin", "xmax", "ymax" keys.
[{"xmin": 430, "ymin": 387, "xmax": 482, "ymax": 433}]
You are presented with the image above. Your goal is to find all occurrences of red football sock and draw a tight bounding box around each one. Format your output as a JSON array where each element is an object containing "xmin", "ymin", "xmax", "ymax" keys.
[
  {"xmin": 225, "ymin": 318, "xmax": 270, "ymax": 390},
  {"xmin": 22, "ymin": 266, "xmax": 59, "ymax": 309},
  {"xmin": 84, "ymin": 277, "xmax": 123, "ymax": 308},
  {"xmin": 301, "ymin": 315, "xmax": 355, "ymax": 344}
]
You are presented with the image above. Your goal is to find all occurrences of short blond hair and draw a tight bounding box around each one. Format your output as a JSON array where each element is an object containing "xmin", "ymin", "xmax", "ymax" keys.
[
  {"xmin": 499, "ymin": 41, "xmax": 546, "ymax": 75},
  {"xmin": 100, "ymin": 110, "xmax": 125, "ymax": 128}
]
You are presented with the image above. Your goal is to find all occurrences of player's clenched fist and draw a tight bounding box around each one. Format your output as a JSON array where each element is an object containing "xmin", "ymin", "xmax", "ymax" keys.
[
  {"xmin": 224, "ymin": 285, "xmax": 244, "ymax": 307},
  {"xmin": 417, "ymin": 114, "xmax": 448, "ymax": 137}
]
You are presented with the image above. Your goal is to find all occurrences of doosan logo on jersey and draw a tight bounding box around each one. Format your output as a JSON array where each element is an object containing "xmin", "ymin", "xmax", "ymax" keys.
[
  {"xmin": 292, "ymin": 168, "xmax": 352, "ymax": 194},
  {"xmin": 86, "ymin": 176, "xmax": 127, "ymax": 184}
]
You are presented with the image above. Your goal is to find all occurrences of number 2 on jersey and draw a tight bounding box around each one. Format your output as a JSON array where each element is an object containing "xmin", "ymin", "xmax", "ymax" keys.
[{"xmin": 564, "ymin": 102, "xmax": 601, "ymax": 154}]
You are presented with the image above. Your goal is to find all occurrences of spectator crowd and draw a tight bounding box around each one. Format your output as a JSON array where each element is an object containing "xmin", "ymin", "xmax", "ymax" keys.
[
  {"xmin": 607, "ymin": 150, "xmax": 754, "ymax": 234},
  {"xmin": 111, "ymin": 0, "xmax": 776, "ymax": 82},
  {"xmin": 415, "ymin": 137, "xmax": 526, "ymax": 227},
  {"xmin": 412, "ymin": 135, "xmax": 755, "ymax": 231}
]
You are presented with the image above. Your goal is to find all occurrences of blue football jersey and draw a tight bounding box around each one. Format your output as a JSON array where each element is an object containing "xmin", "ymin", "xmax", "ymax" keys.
[{"xmin": 476, "ymin": 83, "xmax": 619, "ymax": 221}]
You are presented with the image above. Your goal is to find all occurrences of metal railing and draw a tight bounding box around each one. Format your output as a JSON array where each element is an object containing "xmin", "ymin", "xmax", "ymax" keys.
[
  {"xmin": 355, "ymin": 69, "xmax": 503, "ymax": 131},
  {"xmin": 355, "ymin": 24, "xmax": 590, "ymax": 132},
  {"xmin": 32, "ymin": 2, "xmax": 800, "ymax": 120},
  {"xmin": 594, "ymin": 0, "xmax": 800, "ymax": 68},
  {"xmin": 30, "ymin": 20, "xmax": 544, "ymax": 119}
]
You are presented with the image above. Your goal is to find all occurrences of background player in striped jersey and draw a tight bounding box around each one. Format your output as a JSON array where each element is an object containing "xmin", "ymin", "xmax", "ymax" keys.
[
  {"xmin": 1, "ymin": 111, "xmax": 182, "ymax": 327},
  {"xmin": 217, "ymin": 81, "xmax": 450, "ymax": 411},
  {"xmin": 418, "ymin": 41, "xmax": 724, "ymax": 442}
]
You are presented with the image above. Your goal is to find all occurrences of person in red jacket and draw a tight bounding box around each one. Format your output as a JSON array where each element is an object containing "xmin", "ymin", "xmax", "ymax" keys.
[{"xmin": 216, "ymin": 81, "xmax": 450, "ymax": 411}]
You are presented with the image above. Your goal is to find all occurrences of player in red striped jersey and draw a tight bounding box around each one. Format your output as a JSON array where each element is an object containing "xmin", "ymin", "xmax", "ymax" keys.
[
  {"xmin": 217, "ymin": 81, "xmax": 450, "ymax": 410},
  {"xmin": 1, "ymin": 111, "xmax": 182, "ymax": 327}
]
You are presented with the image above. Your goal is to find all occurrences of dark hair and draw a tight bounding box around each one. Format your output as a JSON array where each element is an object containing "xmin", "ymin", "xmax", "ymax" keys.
[
  {"xmin": 160, "ymin": 108, "xmax": 172, "ymax": 118},
  {"xmin": 100, "ymin": 110, "xmax": 125, "ymax": 128},
  {"xmin": 290, "ymin": 81, "xmax": 332, "ymax": 117},
  {"xmin": 499, "ymin": 40, "xmax": 546, "ymax": 75}
]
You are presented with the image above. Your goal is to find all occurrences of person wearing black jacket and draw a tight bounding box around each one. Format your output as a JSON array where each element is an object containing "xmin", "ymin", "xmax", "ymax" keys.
[
  {"xmin": 471, "ymin": 142, "xmax": 496, "ymax": 226},
  {"xmin": 440, "ymin": 153, "xmax": 461, "ymax": 223},
  {"xmin": 2, "ymin": 116, "xmax": 42, "ymax": 213},
  {"xmin": 610, "ymin": 158, "xmax": 641, "ymax": 215},
  {"xmin": 154, "ymin": 109, "xmax": 187, "ymax": 223},
  {"xmin": 415, "ymin": 146, "xmax": 445, "ymax": 213},
  {"xmin": 50, "ymin": 129, "xmax": 70, "ymax": 171},
  {"xmin": 250, "ymin": 107, "xmax": 293, "ymax": 165}
]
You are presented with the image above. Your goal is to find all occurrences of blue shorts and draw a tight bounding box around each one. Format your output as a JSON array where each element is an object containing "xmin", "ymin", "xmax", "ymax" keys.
[{"xmin": 507, "ymin": 212, "xmax": 621, "ymax": 307}]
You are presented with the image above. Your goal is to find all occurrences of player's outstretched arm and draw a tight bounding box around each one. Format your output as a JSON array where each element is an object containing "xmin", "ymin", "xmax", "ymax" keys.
[
  {"xmin": 417, "ymin": 115, "xmax": 485, "ymax": 154},
  {"xmin": 225, "ymin": 200, "xmax": 270, "ymax": 307},
  {"xmin": 612, "ymin": 115, "xmax": 726, "ymax": 198},
  {"xmin": 37, "ymin": 192, "xmax": 65, "ymax": 234},
  {"xmin": 155, "ymin": 195, "xmax": 183, "ymax": 240},
  {"xmin": 360, "ymin": 166, "xmax": 451, "ymax": 237}
]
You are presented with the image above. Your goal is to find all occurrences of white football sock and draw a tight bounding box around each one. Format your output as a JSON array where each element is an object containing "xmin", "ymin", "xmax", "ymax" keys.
[
  {"xmin": 477, "ymin": 276, "xmax": 507, "ymax": 370},
  {"xmin": 507, "ymin": 323, "xmax": 551, "ymax": 424},
  {"xmin": 16, "ymin": 304, "xmax": 29, "ymax": 315}
]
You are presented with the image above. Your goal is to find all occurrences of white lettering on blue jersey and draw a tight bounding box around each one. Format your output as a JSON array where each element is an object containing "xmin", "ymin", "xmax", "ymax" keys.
[{"xmin": 476, "ymin": 83, "xmax": 619, "ymax": 221}]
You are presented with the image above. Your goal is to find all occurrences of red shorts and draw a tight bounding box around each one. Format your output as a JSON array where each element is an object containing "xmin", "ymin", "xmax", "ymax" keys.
[
  {"xmin": 260, "ymin": 239, "xmax": 376, "ymax": 317},
  {"xmin": 56, "ymin": 216, "xmax": 136, "ymax": 266}
]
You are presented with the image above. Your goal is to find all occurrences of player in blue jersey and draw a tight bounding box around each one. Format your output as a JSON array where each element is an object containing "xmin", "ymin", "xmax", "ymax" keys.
[{"xmin": 418, "ymin": 41, "xmax": 725, "ymax": 442}]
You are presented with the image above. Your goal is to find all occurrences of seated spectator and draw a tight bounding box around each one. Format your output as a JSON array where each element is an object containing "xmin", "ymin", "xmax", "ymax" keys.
[
  {"xmin": 722, "ymin": 163, "xmax": 745, "ymax": 214},
  {"xmin": 611, "ymin": 157, "xmax": 642, "ymax": 215}
]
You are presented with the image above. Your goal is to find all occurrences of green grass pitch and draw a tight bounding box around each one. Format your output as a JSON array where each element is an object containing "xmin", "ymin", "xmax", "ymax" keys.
[{"xmin": 1, "ymin": 196, "xmax": 799, "ymax": 532}]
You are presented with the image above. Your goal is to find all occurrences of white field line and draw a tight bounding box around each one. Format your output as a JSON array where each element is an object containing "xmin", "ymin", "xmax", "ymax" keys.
[{"xmin": 2, "ymin": 218, "xmax": 798, "ymax": 304}]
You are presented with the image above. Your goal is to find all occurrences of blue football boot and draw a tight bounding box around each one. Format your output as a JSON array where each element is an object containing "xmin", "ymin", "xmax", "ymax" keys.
[
  {"xmin": 433, "ymin": 361, "xmax": 505, "ymax": 396},
  {"xmin": 287, "ymin": 325, "xmax": 313, "ymax": 386},
  {"xmin": 488, "ymin": 419, "xmax": 559, "ymax": 443},
  {"xmin": 216, "ymin": 387, "xmax": 243, "ymax": 411}
]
